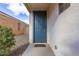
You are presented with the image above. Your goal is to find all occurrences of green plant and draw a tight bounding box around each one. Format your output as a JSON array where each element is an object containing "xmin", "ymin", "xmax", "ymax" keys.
[{"xmin": 0, "ymin": 25, "xmax": 15, "ymax": 56}]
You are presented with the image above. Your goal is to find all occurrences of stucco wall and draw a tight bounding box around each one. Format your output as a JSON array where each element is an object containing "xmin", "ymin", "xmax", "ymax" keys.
[
  {"xmin": 47, "ymin": 4, "xmax": 59, "ymax": 55},
  {"xmin": 29, "ymin": 3, "xmax": 79, "ymax": 56},
  {"xmin": 52, "ymin": 4, "xmax": 79, "ymax": 56},
  {"xmin": 29, "ymin": 12, "xmax": 33, "ymax": 43},
  {"xmin": 0, "ymin": 12, "xmax": 28, "ymax": 36}
]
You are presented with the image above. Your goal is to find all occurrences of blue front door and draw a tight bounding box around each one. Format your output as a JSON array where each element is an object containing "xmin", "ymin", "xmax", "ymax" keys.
[{"xmin": 33, "ymin": 11, "xmax": 47, "ymax": 43}]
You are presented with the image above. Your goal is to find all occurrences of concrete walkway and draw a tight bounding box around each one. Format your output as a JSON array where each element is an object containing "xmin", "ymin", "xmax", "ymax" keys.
[{"xmin": 22, "ymin": 44, "xmax": 55, "ymax": 56}]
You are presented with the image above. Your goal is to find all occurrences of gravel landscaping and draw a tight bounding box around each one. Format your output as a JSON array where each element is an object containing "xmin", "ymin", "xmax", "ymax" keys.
[{"xmin": 11, "ymin": 43, "xmax": 29, "ymax": 56}]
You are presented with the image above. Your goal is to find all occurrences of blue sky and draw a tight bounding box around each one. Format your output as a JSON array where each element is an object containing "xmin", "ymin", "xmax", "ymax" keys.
[{"xmin": 0, "ymin": 3, "xmax": 29, "ymax": 24}]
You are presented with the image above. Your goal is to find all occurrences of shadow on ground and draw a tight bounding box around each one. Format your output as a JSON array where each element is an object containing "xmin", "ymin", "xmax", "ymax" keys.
[{"xmin": 10, "ymin": 43, "xmax": 29, "ymax": 56}]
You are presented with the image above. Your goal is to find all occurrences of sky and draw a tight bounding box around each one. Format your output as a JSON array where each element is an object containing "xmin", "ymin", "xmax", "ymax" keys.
[{"xmin": 0, "ymin": 3, "xmax": 29, "ymax": 24}]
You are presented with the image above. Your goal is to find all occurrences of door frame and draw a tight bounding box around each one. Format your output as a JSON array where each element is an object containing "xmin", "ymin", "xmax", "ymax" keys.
[{"xmin": 33, "ymin": 10, "xmax": 47, "ymax": 44}]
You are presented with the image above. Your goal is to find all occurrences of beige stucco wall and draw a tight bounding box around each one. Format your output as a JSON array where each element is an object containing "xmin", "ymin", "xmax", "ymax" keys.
[
  {"xmin": 28, "ymin": 3, "xmax": 79, "ymax": 56},
  {"xmin": 29, "ymin": 12, "xmax": 33, "ymax": 43},
  {"xmin": 52, "ymin": 4, "xmax": 79, "ymax": 56},
  {"xmin": 47, "ymin": 4, "xmax": 59, "ymax": 55}
]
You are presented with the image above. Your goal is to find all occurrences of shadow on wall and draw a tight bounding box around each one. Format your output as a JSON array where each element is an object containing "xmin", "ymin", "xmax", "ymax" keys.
[
  {"xmin": 69, "ymin": 39, "xmax": 79, "ymax": 56},
  {"xmin": 59, "ymin": 3, "xmax": 70, "ymax": 14}
]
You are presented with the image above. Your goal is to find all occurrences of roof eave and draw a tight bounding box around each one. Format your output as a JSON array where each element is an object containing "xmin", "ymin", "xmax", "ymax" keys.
[{"xmin": 24, "ymin": 3, "xmax": 32, "ymax": 13}]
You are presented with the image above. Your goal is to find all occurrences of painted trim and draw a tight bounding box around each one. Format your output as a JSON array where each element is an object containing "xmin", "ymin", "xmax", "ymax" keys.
[{"xmin": 33, "ymin": 11, "xmax": 35, "ymax": 43}]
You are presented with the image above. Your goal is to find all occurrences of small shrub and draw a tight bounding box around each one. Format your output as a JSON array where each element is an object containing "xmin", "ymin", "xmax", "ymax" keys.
[{"xmin": 0, "ymin": 25, "xmax": 15, "ymax": 56}]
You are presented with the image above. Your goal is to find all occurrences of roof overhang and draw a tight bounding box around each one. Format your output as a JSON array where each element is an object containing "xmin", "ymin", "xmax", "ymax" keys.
[{"xmin": 24, "ymin": 3, "xmax": 51, "ymax": 12}]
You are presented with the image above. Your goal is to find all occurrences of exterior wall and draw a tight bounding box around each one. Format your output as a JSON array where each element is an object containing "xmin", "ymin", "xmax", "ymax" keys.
[
  {"xmin": 52, "ymin": 4, "xmax": 79, "ymax": 56},
  {"xmin": 28, "ymin": 3, "xmax": 79, "ymax": 56},
  {"xmin": 29, "ymin": 12, "xmax": 33, "ymax": 43},
  {"xmin": 0, "ymin": 12, "xmax": 28, "ymax": 36},
  {"xmin": 47, "ymin": 4, "xmax": 59, "ymax": 55}
]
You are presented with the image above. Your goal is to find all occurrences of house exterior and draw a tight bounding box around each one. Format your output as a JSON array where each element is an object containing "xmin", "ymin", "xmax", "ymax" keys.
[
  {"xmin": 24, "ymin": 3, "xmax": 59, "ymax": 55},
  {"xmin": 0, "ymin": 11, "xmax": 29, "ymax": 36},
  {"xmin": 24, "ymin": 3, "xmax": 59, "ymax": 44},
  {"xmin": 24, "ymin": 3, "xmax": 79, "ymax": 56}
]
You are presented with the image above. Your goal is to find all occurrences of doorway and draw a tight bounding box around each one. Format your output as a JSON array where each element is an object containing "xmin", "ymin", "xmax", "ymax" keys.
[{"xmin": 33, "ymin": 11, "xmax": 47, "ymax": 43}]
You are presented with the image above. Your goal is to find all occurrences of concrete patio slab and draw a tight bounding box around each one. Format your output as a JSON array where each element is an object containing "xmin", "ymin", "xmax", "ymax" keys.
[{"xmin": 22, "ymin": 44, "xmax": 55, "ymax": 56}]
